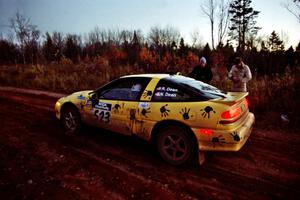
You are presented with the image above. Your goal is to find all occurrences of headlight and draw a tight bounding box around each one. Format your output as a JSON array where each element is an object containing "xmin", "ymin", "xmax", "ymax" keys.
[{"xmin": 55, "ymin": 101, "xmax": 61, "ymax": 109}]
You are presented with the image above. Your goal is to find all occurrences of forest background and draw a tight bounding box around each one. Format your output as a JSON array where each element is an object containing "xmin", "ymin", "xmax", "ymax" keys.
[{"xmin": 0, "ymin": 0, "xmax": 299, "ymax": 128}]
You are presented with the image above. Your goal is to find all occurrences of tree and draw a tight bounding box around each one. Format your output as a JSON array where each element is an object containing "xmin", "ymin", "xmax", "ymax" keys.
[
  {"xmin": 42, "ymin": 32, "xmax": 55, "ymax": 62},
  {"xmin": 228, "ymin": 0, "xmax": 260, "ymax": 51},
  {"xmin": 64, "ymin": 34, "xmax": 82, "ymax": 63},
  {"xmin": 190, "ymin": 29, "xmax": 203, "ymax": 48},
  {"xmin": 201, "ymin": 0, "xmax": 217, "ymax": 50},
  {"xmin": 268, "ymin": 31, "xmax": 284, "ymax": 52},
  {"xmin": 148, "ymin": 26, "xmax": 181, "ymax": 48},
  {"xmin": 0, "ymin": 39, "xmax": 19, "ymax": 64},
  {"xmin": 52, "ymin": 32, "xmax": 64, "ymax": 61},
  {"xmin": 201, "ymin": 43, "xmax": 212, "ymax": 61},
  {"xmin": 283, "ymin": 0, "xmax": 300, "ymax": 22},
  {"xmin": 10, "ymin": 12, "xmax": 40, "ymax": 64},
  {"xmin": 217, "ymin": 0, "xmax": 230, "ymax": 47},
  {"xmin": 127, "ymin": 30, "xmax": 142, "ymax": 64},
  {"xmin": 178, "ymin": 38, "xmax": 188, "ymax": 57},
  {"xmin": 285, "ymin": 46, "xmax": 295, "ymax": 68}
]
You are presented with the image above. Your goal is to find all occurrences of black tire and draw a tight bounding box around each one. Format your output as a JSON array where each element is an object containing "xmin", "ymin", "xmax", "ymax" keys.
[
  {"xmin": 156, "ymin": 125, "xmax": 196, "ymax": 166},
  {"xmin": 61, "ymin": 105, "xmax": 81, "ymax": 134}
]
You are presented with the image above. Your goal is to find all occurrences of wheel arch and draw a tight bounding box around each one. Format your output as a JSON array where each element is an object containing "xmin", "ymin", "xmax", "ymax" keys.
[
  {"xmin": 60, "ymin": 102, "xmax": 80, "ymax": 117},
  {"xmin": 150, "ymin": 120, "xmax": 198, "ymax": 149}
]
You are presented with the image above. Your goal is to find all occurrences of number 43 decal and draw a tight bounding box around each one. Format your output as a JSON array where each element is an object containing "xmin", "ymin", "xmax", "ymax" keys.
[{"xmin": 94, "ymin": 109, "xmax": 111, "ymax": 123}]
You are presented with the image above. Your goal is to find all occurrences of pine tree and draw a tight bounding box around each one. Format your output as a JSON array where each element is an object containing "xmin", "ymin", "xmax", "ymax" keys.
[
  {"xmin": 268, "ymin": 31, "xmax": 284, "ymax": 52},
  {"xmin": 178, "ymin": 38, "xmax": 187, "ymax": 57},
  {"xmin": 228, "ymin": 0, "xmax": 260, "ymax": 51},
  {"xmin": 64, "ymin": 34, "xmax": 82, "ymax": 63},
  {"xmin": 202, "ymin": 43, "xmax": 212, "ymax": 61}
]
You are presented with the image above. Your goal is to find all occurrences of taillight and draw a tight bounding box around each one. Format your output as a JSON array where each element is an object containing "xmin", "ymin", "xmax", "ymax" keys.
[
  {"xmin": 221, "ymin": 106, "xmax": 241, "ymax": 119},
  {"xmin": 199, "ymin": 129, "xmax": 213, "ymax": 135}
]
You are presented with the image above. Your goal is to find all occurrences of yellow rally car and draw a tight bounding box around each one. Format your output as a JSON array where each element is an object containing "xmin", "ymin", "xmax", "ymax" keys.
[{"xmin": 55, "ymin": 74, "xmax": 255, "ymax": 165}]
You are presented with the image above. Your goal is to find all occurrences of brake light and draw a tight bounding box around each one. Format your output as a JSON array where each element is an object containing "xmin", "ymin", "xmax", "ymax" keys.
[
  {"xmin": 221, "ymin": 106, "xmax": 241, "ymax": 119},
  {"xmin": 199, "ymin": 129, "xmax": 213, "ymax": 135}
]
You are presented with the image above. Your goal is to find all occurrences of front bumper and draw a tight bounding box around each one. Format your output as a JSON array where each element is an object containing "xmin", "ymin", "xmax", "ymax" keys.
[{"xmin": 55, "ymin": 100, "xmax": 62, "ymax": 120}]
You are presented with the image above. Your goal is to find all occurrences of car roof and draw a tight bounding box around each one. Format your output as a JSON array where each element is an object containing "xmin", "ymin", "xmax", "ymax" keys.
[{"xmin": 121, "ymin": 74, "xmax": 170, "ymax": 79}]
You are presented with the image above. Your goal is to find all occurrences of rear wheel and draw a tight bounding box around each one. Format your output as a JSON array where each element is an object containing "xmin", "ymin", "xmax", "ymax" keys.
[
  {"xmin": 157, "ymin": 125, "xmax": 196, "ymax": 166},
  {"xmin": 61, "ymin": 106, "xmax": 81, "ymax": 134}
]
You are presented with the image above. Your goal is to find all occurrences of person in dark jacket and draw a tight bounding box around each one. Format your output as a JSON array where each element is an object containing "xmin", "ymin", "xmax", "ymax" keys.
[{"xmin": 189, "ymin": 57, "xmax": 213, "ymax": 83}]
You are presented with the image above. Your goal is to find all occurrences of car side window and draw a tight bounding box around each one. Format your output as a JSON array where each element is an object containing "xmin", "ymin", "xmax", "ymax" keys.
[
  {"xmin": 152, "ymin": 81, "xmax": 191, "ymax": 102},
  {"xmin": 98, "ymin": 78, "xmax": 150, "ymax": 101}
]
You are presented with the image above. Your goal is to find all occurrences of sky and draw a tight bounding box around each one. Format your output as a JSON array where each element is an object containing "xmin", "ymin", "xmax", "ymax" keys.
[{"xmin": 0, "ymin": 0, "xmax": 299, "ymax": 48}]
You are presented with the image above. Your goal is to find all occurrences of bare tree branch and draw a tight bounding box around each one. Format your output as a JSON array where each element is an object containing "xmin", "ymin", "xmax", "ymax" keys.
[
  {"xmin": 201, "ymin": 0, "xmax": 217, "ymax": 50},
  {"xmin": 217, "ymin": 0, "xmax": 230, "ymax": 47},
  {"xmin": 283, "ymin": 0, "xmax": 300, "ymax": 22}
]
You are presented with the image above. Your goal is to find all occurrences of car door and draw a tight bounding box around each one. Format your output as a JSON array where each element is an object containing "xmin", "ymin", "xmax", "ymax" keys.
[{"xmin": 85, "ymin": 77, "xmax": 151, "ymax": 135}]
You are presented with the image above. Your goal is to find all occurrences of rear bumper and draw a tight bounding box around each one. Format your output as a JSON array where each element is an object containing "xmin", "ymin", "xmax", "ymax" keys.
[{"xmin": 197, "ymin": 112, "xmax": 255, "ymax": 151}]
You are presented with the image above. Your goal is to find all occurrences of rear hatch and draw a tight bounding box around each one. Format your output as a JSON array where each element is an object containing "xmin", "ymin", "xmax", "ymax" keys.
[{"xmin": 212, "ymin": 92, "xmax": 249, "ymax": 128}]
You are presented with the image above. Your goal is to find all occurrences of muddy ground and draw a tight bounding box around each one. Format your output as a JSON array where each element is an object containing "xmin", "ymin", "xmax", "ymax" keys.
[{"xmin": 0, "ymin": 87, "xmax": 299, "ymax": 200}]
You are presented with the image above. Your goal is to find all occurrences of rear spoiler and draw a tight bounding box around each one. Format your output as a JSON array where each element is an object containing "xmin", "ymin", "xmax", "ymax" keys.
[{"xmin": 211, "ymin": 92, "xmax": 248, "ymax": 105}]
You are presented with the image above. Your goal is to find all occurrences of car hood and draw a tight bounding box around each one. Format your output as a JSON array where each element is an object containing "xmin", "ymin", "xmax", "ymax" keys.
[
  {"xmin": 58, "ymin": 90, "xmax": 93, "ymax": 103},
  {"xmin": 69, "ymin": 90, "xmax": 93, "ymax": 98}
]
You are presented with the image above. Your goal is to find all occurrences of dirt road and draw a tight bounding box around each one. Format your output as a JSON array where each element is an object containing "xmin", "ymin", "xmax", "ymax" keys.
[{"xmin": 0, "ymin": 87, "xmax": 299, "ymax": 200}]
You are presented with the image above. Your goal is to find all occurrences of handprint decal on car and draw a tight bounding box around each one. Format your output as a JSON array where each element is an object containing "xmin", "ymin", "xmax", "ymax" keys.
[
  {"xmin": 160, "ymin": 104, "xmax": 170, "ymax": 117},
  {"xmin": 141, "ymin": 108, "xmax": 151, "ymax": 118},
  {"xmin": 231, "ymin": 131, "xmax": 240, "ymax": 142},
  {"xmin": 113, "ymin": 104, "xmax": 121, "ymax": 113},
  {"xmin": 180, "ymin": 107, "xmax": 190, "ymax": 120},
  {"xmin": 200, "ymin": 106, "xmax": 216, "ymax": 118},
  {"xmin": 212, "ymin": 135, "xmax": 226, "ymax": 147}
]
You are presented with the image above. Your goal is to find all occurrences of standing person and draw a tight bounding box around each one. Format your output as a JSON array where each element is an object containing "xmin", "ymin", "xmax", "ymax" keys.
[
  {"xmin": 190, "ymin": 57, "xmax": 213, "ymax": 83},
  {"xmin": 228, "ymin": 57, "xmax": 252, "ymax": 92}
]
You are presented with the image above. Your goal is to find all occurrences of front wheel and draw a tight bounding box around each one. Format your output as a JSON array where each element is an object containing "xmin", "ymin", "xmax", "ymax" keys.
[
  {"xmin": 61, "ymin": 106, "xmax": 81, "ymax": 134},
  {"xmin": 156, "ymin": 125, "xmax": 196, "ymax": 166}
]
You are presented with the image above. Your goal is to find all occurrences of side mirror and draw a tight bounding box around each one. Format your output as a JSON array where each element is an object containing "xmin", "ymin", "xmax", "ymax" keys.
[
  {"xmin": 88, "ymin": 92, "xmax": 99, "ymax": 107},
  {"xmin": 88, "ymin": 92, "xmax": 98, "ymax": 100}
]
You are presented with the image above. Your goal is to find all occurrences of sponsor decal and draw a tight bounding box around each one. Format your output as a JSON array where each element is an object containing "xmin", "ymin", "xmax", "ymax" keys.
[
  {"xmin": 77, "ymin": 94, "xmax": 85, "ymax": 100},
  {"xmin": 94, "ymin": 102, "xmax": 112, "ymax": 111},
  {"xmin": 86, "ymin": 100, "xmax": 92, "ymax": 106},
  {"xmin": 138, "ymin": 102, "xmax": 150, "ymax": 109},
  {"xmin": 142, "ymin": 90, "xmax": 152, "ymax": 99}
]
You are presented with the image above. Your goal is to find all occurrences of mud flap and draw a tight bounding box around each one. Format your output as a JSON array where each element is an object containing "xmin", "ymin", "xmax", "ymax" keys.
[{"xmin": 198, "ymin": 151, "xmax": 206, "ymax": 165}]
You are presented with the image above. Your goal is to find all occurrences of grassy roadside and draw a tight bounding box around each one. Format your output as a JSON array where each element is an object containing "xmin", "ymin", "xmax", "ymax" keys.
[{"xmin": 1, "ymin": 63, "xmax": 299, "ymax": 129}]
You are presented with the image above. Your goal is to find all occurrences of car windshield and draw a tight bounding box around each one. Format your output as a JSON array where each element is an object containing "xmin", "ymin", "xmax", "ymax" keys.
[{"xmin": 164, "ymin": 75, "xmax": 227, "ymax": 98}]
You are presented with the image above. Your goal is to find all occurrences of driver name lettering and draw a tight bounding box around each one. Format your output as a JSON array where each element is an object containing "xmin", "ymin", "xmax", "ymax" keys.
[
  {"xmin": 157, "ymin": 87, "xmax": 178, "ymax": 92},
  {"xmin": 155, "ymin": 91, "xmax": 177, "ymax": 97},
  {"xmin": 166, "ymin": 87, "xmax": 178, "ymax": 92},
  {"xmin": 164, "ymin": 92, "xmax": 176, "ymax": 97}
]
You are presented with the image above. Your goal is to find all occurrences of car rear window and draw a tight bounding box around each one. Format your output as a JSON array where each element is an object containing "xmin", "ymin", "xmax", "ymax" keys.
[{"xmin": 163, "ymin": 75, "xmax": 227, "ymax": 99}]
